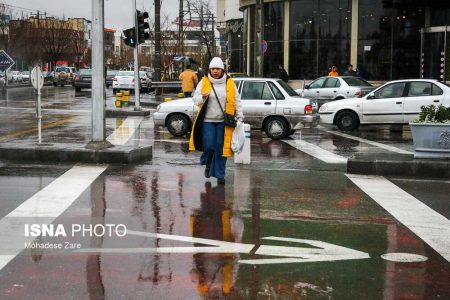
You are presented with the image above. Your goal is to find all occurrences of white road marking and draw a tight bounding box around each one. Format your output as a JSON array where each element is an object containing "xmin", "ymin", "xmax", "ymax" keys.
[
  {"xmin": 106, "ymin": 116, "xmax": 143, "ymax": 145},
  {"xmin": 318, "ymin": 126, "xmax": 413, "ymax": 154},
  {"xmin": 283, "ymin": 139, "xmax": 347, "ymax": 164},
  {"xmin": 76, "ymin": 230, "xmax": 369, "ymax": 265},
  {"xmin": 153, "ymin": 139, "xmax": 188, "ymax": 144},
  {"xmin": 0, "ymin": 165, "xmax": 107, "ymax": 270},
  {"xmin": 346, "ymin": 174, "xmax": 450, "ymax": 263}
]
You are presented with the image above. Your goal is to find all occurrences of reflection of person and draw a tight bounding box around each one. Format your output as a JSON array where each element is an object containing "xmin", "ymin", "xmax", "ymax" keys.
[
  {"xmin": 328, "ymin": 65, "xmax": 339, "ymax": 76},
  {"xmin": 278, "ymin": 64, "xmax": 289, "ymax": 82},
  {"xmin": 189, "ymin": 57, "xmax": 244, "ymax": 185},
  {"xmin": 190, "ymin": 182, "xmax": 243, "ymax": 298},
  {"xmin": 344, "ymin": 64, "xmax": 357, "ymax": 76},
  {"xmin": 179, "ymin": 64, "xmax": 198, "ymax": 97}
]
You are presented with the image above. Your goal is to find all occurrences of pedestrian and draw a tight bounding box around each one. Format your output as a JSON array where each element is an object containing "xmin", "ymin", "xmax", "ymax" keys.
[
  {"xmin": 328, "ymin": 65, "xmax": 339, "ymax": 76},
  {"xmin": 179, "ymin": 64, "xmax": 198, "ymax": 97},
  {"xmin": 344, "ymin": 64, "xmax": 357, "ymax": 76},
  {"xmin": 189, "ymin": 57, "xmax": 244, "ymax": 185},
  {"xmin": 278, "ymin": 64, "xmax": 289, "ymax": 82}
]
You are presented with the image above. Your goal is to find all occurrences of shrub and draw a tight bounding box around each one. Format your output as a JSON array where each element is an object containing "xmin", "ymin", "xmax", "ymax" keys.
[{"xmin": 416, "ymin": 105, "xmax": 450, "ymax": 123}]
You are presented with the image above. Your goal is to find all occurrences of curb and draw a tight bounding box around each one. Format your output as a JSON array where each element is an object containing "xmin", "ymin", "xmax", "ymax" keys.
[
  {"xmin": 0, "ymin": 142, "xmax": 152, "ymax": 164},
  {"xmin": 106, "ymin": 108, "xmax": 151, "ymax": 117},
  {"xmin": 347, "ymin": 153, "xmax": 450, "ymax": 178}
]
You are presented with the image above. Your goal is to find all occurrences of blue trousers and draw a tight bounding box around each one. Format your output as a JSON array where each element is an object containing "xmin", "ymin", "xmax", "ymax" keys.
[{"xmin": 200, "ymin": 122, "xmax": 227, "ymax": 179}]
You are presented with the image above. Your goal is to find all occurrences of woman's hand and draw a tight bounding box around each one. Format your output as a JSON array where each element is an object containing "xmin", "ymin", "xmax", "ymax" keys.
[{"xmin": 202, "ymin": 92, "xmax": 210, "ymax": 100}]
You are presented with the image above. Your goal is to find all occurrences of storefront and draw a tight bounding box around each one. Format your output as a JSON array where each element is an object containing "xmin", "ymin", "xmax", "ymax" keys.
[{"xmin": 240, "ymin": 0, "xmax": 450, "ymax": 81}]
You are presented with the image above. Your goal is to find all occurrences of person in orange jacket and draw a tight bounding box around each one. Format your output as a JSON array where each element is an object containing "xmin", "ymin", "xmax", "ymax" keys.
[
  {"xmin": 179, "ymin": 64, "xmax": 198, "ymax": 97},
  {"xmin": 328, "ymin": 65, "xmax": 339, "ymax": 76}
]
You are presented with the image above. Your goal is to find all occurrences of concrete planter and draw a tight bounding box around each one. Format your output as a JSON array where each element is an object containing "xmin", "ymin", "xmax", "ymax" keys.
[{"xmin": 410, "ymin": 123, "xmax": 450, "ymax": 158}]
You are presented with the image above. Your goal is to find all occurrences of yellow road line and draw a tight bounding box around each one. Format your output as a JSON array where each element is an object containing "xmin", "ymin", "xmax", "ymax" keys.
[{"xmin": 0, "ymin": 115, "xmax": 79, "ymax": 140}]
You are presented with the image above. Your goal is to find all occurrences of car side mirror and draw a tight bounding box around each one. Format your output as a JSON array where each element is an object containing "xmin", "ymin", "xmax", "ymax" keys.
[
  {"xmin": 304, "ymin": 84, "xmax": 310, "ymax": 89},
  {"xmin": 367, "ymin": 93, "xmax": 375, "ymax": 99}
]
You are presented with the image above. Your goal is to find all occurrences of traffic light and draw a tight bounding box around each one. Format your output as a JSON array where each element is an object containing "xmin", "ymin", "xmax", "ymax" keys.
[
  {"xmin": 137, "ymin": 10, "xmax": 150, "ymax": 44},
  {"xmin": 123, "ymin": 27, "xmax": 136, "ymax": 48}
]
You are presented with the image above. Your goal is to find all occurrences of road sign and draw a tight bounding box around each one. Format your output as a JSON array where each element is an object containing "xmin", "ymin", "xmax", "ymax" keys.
[
  {"xmin": 262, "ymin": 40, "xmax": 268, "ymax": 54},
  {"xmin": 0, "ymin": 50, "xmax": 15, "ymax": 72},
  {"xmin": 31, "ymin": 66, "xmax": 44, "ymax": 90}
]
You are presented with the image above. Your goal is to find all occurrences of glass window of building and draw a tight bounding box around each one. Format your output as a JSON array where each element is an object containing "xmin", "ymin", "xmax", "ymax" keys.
[
  {"xmin": 289, "ymin": 0, "xmax": 352, "ymax": 79},
  {"xmin": 263, "ymin": 2, "xmax": 284, "ymax": 77},
  {"xmin": 227, "ymin": 20, "xmax": 244, "ymax": 73}
]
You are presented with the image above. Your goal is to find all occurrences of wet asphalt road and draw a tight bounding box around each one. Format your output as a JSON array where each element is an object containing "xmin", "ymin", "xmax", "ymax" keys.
[{"xmin": 0, "ymin": 86, "xmax": 449, "ymax": 299}]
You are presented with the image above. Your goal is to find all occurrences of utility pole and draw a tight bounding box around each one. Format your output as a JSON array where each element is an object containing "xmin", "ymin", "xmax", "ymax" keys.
[
  {"xmin": 132, "ymin": 0, "xmax": 140, "ymax": 110},
  {"xmin": 88, "ymin": 0, "xmax": 110, "ymax": 148},
  {"xmin": 155, "ymin": 0, "xmax": 161, "ymax": 83},
  {"xmin": 179, "ymin": 0, "xmax": 184, "ymax": 55}
]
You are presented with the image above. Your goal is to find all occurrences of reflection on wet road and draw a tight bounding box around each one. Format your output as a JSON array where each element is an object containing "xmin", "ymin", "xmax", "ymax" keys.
[{"xmin": 0, "ymin": 86, "xmax": 448, "ymax": 299}]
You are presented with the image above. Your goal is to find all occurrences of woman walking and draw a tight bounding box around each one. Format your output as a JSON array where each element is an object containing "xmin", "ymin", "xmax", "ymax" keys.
[{"xmin": 189, "ymin": 57, "xmax": 244, "ymax": 184}]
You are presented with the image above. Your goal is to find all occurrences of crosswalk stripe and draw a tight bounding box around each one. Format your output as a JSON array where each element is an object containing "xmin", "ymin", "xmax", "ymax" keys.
[
  {"xmin": 346, "ymin": 174, "xmax": 450, "ymax": 263},
  {"xmin": 283, "ymin": 139, "xmax": 347, "ymax": 164}
]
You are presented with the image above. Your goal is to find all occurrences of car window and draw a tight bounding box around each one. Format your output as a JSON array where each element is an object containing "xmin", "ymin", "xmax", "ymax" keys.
[
  {"xmin": 78, "ymin": 69, "xmax": 92, "ymax": 75},
  {"xmin": 117, "ymin": 71, "xmax": 134, "ymax": 76},
  {"xmin": 56, "ymin": 67, "xmax": 69, "ymax": 72},
  {"xmin": 268, "ymin": 82, "xmax": 285, "ymax": 100},
  {"xmin": 309, "ymin": 78, "xmax": 326, "ymax": 89},
  {"xmin": 342, "ymin": 77, "xmax": 372, "ymax": 87},
  {"xmin": 373, "ymin": 82, "xmax": 406, "ymax": 99},
  {"xmin": 241, "ymin": 82, "xmax": 274, "ymax": 100},
  {"xmin": 324, "ymin": 78, "xmax": 340, "ymax": 88},
  {"xmin": 276, "ymin": 79, "xmax": 299, "ymax": 96},
  {"xmin": 107, "ymin": 70, "xmax": 118, "ymax": 75},
  {"xmin": 408, "ymin": 82, "xmax": 432, "ymax": 97},
  {"xmin": 432, "ymin": 84, "xmax": 443, "ymax": 95}
]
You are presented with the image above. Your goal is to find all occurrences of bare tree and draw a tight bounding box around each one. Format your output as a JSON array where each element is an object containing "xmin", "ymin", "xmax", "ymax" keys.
[{"xmin": 70, "ymin": 30, "xmax": 88, "ymax": 69}]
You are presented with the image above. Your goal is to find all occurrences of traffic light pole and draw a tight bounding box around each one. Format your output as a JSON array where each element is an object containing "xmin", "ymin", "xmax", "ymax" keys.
[{"xmin": 132, "ymin": 0, "xmax": 141, "ymax": 110}]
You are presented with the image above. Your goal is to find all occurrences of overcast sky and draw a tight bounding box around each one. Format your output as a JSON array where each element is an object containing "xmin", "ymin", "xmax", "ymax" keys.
[{"xmin": 3, "ymin": 0, "xmax": 215, "ymax": 33}]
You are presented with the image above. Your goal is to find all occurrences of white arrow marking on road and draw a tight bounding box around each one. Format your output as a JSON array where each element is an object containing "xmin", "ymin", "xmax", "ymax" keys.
[{"xmin": 75, "ymin": 230, "xmax": 370, "ymax": 265}]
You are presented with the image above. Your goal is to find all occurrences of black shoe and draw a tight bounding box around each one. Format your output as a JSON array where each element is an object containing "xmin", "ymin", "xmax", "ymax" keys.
[
  {"xmin": 217, "ymin": 178, "xmax": 225, "ymax": 184},
  {"xmin": 204, "ymin": 167, "xmax": 210, "ymax": 178}
]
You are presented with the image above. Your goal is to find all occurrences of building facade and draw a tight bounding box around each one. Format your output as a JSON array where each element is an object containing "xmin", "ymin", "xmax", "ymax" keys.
[{"xmin": 240, "ymin": 0, "xmax": 450, "ymax": 81}]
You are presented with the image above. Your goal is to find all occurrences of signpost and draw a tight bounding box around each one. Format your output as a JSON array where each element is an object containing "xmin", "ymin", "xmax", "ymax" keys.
[
  {"xmin": 0, "ymin": 50, "xmax": 15, "ymax": 89},
  {"xmin": 31, "ymin": 66, "xmax": 44, "ymax": 144}
]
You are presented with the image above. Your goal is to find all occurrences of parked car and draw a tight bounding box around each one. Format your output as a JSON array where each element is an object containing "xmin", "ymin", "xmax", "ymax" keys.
[
  {"xmin": 21, "ymin": 71, "xmax": 30, "ymax": 82},
  {"xmin": 112, "ymin": 70, "xmax": 152, "ymax": 93},
  {"xmin": 9, "ymin": 71, "xmax": 22, "ymax": 82},
  {"xmin": 53, "ymin": 66, "xmax": 77, "ymax": 86},
  {"xmin": 153, "ymin": 77, "xmax": 319, "ymax": 139},
  {"xmin": 318, "ymin": 79, "xmax": 450, "ymax": 131},
  {"xmin": 106, "ymin": 70, "xmax": 118, "ymax": 88},
  {"xmin": 42, "ymin": 71, "xmax": 54, "ymax": 84},
  {"xmin": 295, "ymin": 76, "xmax": 375, "ymax": 107},
  {"xmin": 228, "ymin": 72, "xmax": 249, "ymax": 78},
  {"xmin": 73, "ymin": 69, "xmax": 92, "ymax": 91}
]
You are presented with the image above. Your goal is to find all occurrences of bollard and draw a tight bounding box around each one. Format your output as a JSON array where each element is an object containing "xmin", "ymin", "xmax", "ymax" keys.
[
  {"xmin": 123, "ymin": 90, "xmax": 130, "ymax": 108},
  {"xmin": 234, "ymin": 123, "xmax": 251, "ymax": 164},
  {"xmin": 178, "ymin": 92, "xmax": 185, "ymax": 98},
  {"xmin": 115, "ymin": 92, "xmax": 123, "ymax": 108},
  {"xmin": 164, "ymin": 97, "xmax": 173, "ymax": 102}
]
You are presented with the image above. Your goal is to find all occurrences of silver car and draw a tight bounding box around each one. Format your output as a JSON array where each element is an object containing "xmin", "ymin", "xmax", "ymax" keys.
[
  {"xmin": 153, "ymin": 77, "xmax": 319, "ymax": 139},
  {"xmin": 295, "ymin": 76, "xmax": 375, "ymax": 106}
]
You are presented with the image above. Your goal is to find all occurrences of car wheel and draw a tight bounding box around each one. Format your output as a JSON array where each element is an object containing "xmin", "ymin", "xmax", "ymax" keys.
[
  {"xmin": 264, "ymin": 117, "xmax": 289, "ymax": 139},
  {"xmin": 53, "ymin": 82, "xmax": 57, "ymax": 87},
  {"xmin": 112, "ymin": 89, "xmax": 117, "ymax": 94},
  {"xmin": 60, "ymin": 83, "xmax": 64, "ymax": 87},
  {"xmin": 167, "ymin": 114, "xmax": 190, "ymax": 137},
  {"xmin": 336, "ymin": 111, "xmax": 359, "ymax": 131},
  {"xmin": 75, "ymin": 87, "xmax": 81, "ymax": 92}
]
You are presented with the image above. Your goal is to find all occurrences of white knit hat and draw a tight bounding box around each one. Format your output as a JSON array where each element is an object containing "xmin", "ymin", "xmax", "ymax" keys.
[{"xmin": 209, "ymin": 57, "xmax": 224, "ymax": 70}]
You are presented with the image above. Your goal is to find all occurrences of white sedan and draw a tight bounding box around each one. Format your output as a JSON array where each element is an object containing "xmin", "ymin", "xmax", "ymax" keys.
[
  {"xmin": 295, "ymin": 76, "xmax": 375, "ymax": 105},
  {"xmin": 153, "ymin": 77, "xmax": 319, "ymax": 139},
  {"xmin": 113, "ymin": 71, "xmax": 151, "ymax": 93},
  {"xmin": 319, "ymin": 79, "xmax": 450, "ymax": 131}
]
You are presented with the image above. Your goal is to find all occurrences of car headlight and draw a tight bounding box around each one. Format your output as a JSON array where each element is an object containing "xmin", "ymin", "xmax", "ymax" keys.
[
  {"xmin": 319, "ymin": 105, "xmax": 328, "ymax": 113},
  {"xmin": 156, "ymin": 104, "xmax": 161, "ymax": 112}
]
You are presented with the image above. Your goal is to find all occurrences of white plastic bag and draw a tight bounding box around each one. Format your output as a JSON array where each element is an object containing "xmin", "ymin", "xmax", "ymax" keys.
[{"xmin": 231, "ymin": 122, "xmax": 245, "ymax": 154}]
